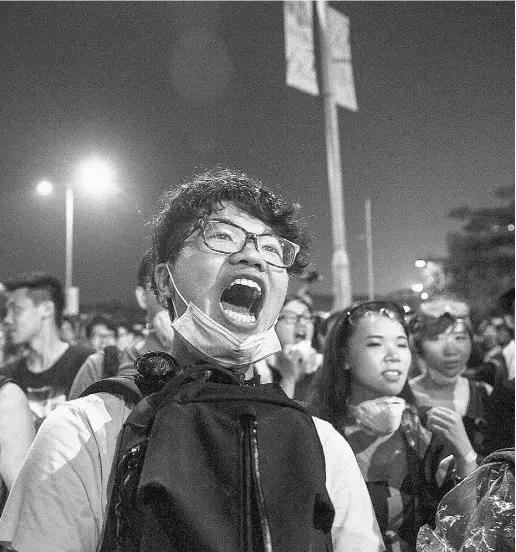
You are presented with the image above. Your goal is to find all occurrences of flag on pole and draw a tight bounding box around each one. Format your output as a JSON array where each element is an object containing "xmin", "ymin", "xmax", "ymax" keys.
[{"xmin": 284, "ymin": 0, "xmax": 358, "ymax": 111}]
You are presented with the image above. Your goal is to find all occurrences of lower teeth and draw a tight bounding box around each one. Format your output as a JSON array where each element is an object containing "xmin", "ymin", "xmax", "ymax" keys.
[{"xmin": 222, "ymin": 308, "xmax": 256, "ymax": 323}]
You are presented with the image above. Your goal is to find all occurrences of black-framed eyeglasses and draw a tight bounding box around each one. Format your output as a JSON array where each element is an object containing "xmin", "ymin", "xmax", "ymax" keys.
[
  {"xmin": 169, "ymin": 217, "xmax": 300, "ymax": 269},
  {"xmin": 277, "ymin": 313, "xmax": 314, "ymax": 325},
  {"xmin": 343, "ymin": 301, "xmax": 407, "ymax": 326}
]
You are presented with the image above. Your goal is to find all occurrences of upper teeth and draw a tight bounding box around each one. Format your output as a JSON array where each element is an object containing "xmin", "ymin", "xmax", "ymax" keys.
[{"xmin": 228, "ymin": 278, "xmax": 262, "ymax": 294}]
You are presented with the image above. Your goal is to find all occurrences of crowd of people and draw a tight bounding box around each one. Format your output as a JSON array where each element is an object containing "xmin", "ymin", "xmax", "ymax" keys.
[{"xmin": 0, "ymin": 167, "xmax": 513, "ymax": 552}]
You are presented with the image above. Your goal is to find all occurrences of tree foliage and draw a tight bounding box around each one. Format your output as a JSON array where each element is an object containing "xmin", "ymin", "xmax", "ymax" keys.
[{"xmin": 445, "ymin": 186, "xmax": 514, "ymax": 322}]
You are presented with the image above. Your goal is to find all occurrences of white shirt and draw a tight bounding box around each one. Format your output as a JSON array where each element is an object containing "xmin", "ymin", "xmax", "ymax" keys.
[{"xmin": 0, "ymin": 392, "xmax": 385, "ymax": 552}]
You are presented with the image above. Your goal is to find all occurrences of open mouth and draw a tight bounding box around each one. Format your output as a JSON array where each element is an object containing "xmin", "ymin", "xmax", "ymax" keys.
[
  {"xmin": 382, "ymin": 370, "xmax": 402, "ymax": 381},
  {"xmin": 220, "ymin": 278, "xmax": 263, "ymax": 325}
]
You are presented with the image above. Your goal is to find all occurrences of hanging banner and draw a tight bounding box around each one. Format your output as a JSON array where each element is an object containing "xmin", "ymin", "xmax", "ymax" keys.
[{"xmin": 284, "ymin": 0, "xmax": 358, "ymax": 111}]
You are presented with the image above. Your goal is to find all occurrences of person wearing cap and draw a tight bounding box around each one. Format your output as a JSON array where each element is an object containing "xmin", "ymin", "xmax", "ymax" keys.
[{"xmin": 409, "ymin": 296, "xmax": 492, "ymax": 464}]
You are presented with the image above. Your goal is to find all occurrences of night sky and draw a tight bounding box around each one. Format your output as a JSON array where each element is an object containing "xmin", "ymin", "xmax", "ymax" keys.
[{"xmin": 0, "ymin": 1, "xmax": 513, "ymax": 308}]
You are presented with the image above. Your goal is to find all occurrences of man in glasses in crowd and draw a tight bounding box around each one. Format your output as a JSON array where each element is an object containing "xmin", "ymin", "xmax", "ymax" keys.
[
  {"xmin": 253, "ymin": 295, "xmax": 322, "ymax": 401},
  {"xmin": 0, "ymin": 167, "xmax": 384, "ymax": 552}
]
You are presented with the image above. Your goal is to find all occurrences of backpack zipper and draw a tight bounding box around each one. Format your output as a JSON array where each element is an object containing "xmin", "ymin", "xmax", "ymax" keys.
[{"xmin": 241, "ymin": 413, "xmax": 274, "ymax": 552}]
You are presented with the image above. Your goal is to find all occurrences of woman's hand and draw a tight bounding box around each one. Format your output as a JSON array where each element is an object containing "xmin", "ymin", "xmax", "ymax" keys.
[{"xmin": 426, "ymin": 406, "xmax": 473, "ymax": 459}]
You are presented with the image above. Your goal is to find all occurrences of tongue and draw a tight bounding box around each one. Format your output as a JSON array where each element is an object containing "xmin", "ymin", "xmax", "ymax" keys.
[{"xmin": 220, "ymin": 284, "xmax": 260, "ymax": 313}]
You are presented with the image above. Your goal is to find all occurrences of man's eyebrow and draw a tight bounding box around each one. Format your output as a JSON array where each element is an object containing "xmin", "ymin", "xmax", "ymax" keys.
[{"xmin": 211, "ymin": 217, "xmax": 274, "ymax": 235}]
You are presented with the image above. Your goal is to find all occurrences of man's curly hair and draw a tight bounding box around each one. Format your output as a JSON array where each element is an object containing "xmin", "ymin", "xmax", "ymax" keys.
[{"xmin": 152, "ymin": 167, "xmax": 310, "ymax": 276}]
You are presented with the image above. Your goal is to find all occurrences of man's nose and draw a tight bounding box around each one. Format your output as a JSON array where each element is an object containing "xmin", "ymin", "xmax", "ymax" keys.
[{"xmin": 229, "ymin": 237, "xmax": 268, "ymax": 271}]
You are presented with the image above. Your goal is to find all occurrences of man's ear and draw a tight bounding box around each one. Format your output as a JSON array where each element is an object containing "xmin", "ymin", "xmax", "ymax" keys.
[
  {"xmin": 155, "ymin": 263, "xmax": 174, "ymax": 299},
  {"xmin": 134, "ymin": 286, "xmax": 147, "ymax": 310},
  {"xmin": 40, "ymin": 300, "xmax": 55, "ymax": 321}
]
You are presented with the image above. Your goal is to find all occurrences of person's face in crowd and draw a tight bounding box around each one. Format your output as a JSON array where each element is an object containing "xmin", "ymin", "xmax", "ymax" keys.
[
  {"xmin": 494, "ymin": 322, "xmax": 513, "ymax": 347},
  {"xmin": 60, "ymin": 319, "xmax": 76, "ymax": 345},
  {"xmin": 420, "ymin": 321, "xmax": 472, "ymax": 379},
  {"xmin": 135, "ymin": 283, "xmax": 165, "ymax": 322},
  {"xmin": 275, "ymin": 298, "xmax": 314, "ymax": 347},
  {"xmin": 89, "ymin": 323, "xmax": 116, "ymax": 352},
  {"xmin": 482, "ymin": 324, "xmax": 499, "ymax": 350},
  {"xmin": 346, "ymin": 317, "xmax": 411, "ymax": 400},
  {"xmin": 135, "ymin": 282, "xmax": 175, "ymax": 348},
  {"xmin": 3, "ymin": 288, "xmax": 48, "ymax": 345},
  {"xmin": 117, "ymin": 326, "xmax": 135, "ymax": 351},
  {"xmin": 162, "ymin": 203, "xmax": 289, "ymax": 339}
]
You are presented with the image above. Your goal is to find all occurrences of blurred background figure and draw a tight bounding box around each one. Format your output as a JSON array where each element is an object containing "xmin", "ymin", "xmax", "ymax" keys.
[
  {"xmin": 1, "ymin": 273, "xmax": 94, "ymax": 429},
  {"xmin": 482, "ymin": 288, "xmax": 514, "ymax": 456},
  {"xmin": 59, "ymin": 315, "xmax": 77, "ymax": 346},
  {"xmin": 84, "ymin": 314, "xmax": 117, "ymax": 353},
  {"xmin": 498, "ymin": 288, "xmax": 515, "ymax": 380},
  {"xmin": 69, "ymin": 249, "xmax": 174, "ymax": 399},
  {"xmin": 310, "ymin": 301, "xmax": 477, "ymax": 551},
  {"xmin": 253, "ymin": 295, "xmax": 321, "ymax": 400},
  {"xmin": 409, "ymin": 296, "xmax": 491, "ymax": 459},
  {"xmin": 116, "ymin": 320, "xmax": 137, "ymax": 351}
]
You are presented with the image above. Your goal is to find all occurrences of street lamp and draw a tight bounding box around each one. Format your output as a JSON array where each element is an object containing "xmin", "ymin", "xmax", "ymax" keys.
[{"xmin": 36, "ymin": 159, "xmax": 116, "ymax": 314}]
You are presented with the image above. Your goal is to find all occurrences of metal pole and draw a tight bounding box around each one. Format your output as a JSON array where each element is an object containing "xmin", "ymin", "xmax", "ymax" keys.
[
  {"xmin": 65, "ymin": 186, "xmax": 74, "ymax": 291},
  {"xmin": 316, "ymin": 0, "xmax": 352, "ymax": 311},
  {"xmin": 365, "ymin": 198, "xmax": 375, "ymax": 300}
]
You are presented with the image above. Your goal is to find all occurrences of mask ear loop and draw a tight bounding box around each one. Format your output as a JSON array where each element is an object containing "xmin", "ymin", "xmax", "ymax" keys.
[{"xmin": 166, "ymin": 262, "xmax": 188, "ymax": 319}]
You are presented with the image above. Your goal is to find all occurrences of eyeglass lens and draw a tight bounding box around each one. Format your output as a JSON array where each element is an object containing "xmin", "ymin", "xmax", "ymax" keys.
[{"xmin": 203, "ymin": 220, "xmax": 297, "ymax": 267}]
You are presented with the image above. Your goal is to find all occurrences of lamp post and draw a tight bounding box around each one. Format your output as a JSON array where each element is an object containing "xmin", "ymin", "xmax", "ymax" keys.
[
  {"xmin": 65, "ymin": 186, "xmax": 74, "ymax": 292},
  {"xmin": 36, "ymin": 159, "xmax": 116, "ymax": 314}
]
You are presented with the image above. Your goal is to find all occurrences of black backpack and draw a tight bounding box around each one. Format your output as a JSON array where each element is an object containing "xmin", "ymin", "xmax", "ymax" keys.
[{"xmin": 83, "ymin": 360, "xmax": 335, "ymax": 552}]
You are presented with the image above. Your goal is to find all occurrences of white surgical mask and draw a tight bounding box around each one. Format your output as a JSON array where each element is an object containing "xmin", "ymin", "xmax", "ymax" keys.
[
  {"xmin": 166, "ymin": 263, "xmax": 281, "ymax": 368},
  {"xmin": 351, "ymin": 396, "xmax": 406, "ymax": 436}
]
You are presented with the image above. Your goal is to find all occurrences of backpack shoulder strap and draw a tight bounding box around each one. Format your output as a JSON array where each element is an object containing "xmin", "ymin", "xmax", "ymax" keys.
[
  {"xmin": 103, "ymin": 345, "xmax": 121, "ymax": 378},
  {"xmin": 79, "ymin": 375, "xmax": 143, "ymax": 404}
]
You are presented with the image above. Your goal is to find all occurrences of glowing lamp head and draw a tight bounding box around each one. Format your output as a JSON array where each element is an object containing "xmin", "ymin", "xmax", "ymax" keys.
[
  {"xmin": 78, "ymin": 159, "xmax": 116, "ymax": 195},
  {"xmin": 36, "ymin": 180, "xmax": 53, "ymax": 196}
]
